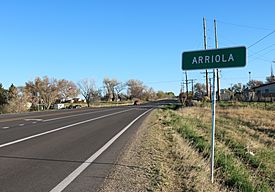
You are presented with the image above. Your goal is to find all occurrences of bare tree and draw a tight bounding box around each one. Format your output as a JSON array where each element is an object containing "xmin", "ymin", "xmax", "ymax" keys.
[
  {"xmin": 25, "ymin": 76, "xmax": 59, "ymax": 109},
  {"xmin": 231, "ymin": 83, "xmax": 243, "ymax": 93},
  {"xmin": 246, "ymin": 80, "xmax": 263, "ymax": 89},
  {"xmin": 103, "ymin": 78, "xmax": 119, "ymax": 101},
  {"xmin": 127, "ymin": 79, "xmax": 145, "ymax": 99},
  {"xmin": 114, "ymin": 82, "xmax": 126, "ymax": 101},
  {"xmin": 194, "ymin": 83, "xmax": 206, "ymax": 94},
  {"xmin": 58, "ymin": 79, "xmax": 79, "ymax": 100},
  {"xmin": 25, "ymin": 81, "xmax": 39, "ymax": 107},
  {"xmin": 78, "ymin": 79, "xmax": 97, "ymax": 107},
  {"xmin": 143, "ymin": 87, "xmax": 156, "ymax": 101}
]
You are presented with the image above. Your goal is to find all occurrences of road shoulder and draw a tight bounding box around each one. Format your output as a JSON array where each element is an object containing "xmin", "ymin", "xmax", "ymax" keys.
[{"xmin": 99, "ymin": 108, "xmax": 226, "ymax": 192}]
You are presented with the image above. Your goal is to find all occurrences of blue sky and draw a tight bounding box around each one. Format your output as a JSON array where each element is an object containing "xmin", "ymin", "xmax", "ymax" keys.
[{"xmin": 1, "ymin": 0, "xmax": 275, "ymax": 95}]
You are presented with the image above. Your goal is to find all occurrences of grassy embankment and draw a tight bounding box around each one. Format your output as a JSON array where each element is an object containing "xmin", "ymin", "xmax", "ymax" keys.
[{"xmin": 155, "ymin": 102, "xmax": 274, "ymax": 191}]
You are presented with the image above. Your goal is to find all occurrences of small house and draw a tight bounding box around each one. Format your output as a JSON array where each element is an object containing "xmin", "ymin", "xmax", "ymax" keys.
[{"xmin": 253, "ymin": 82, "xmax": 275, "ymax": 101}]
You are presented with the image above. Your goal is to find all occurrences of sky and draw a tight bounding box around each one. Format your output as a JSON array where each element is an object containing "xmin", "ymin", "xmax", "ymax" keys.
[{"xmin": 1, "ymin": 0, "xmax": 275, "ymax": 95}]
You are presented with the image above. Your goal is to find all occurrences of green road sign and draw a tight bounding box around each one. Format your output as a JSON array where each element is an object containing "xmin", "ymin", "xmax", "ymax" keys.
[{"xmin": 182, "ymin": 46, "xmax": 246, "ymax": 70}]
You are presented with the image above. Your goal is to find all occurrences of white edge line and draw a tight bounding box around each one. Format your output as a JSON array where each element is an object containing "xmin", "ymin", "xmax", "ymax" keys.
[
  {"xmin": 49, "ymin": 108, "xmax": 152, "ymax": 192},
  {"xmin": 0, "ymin": 109, "xmax": 133, "ymax": 149}
]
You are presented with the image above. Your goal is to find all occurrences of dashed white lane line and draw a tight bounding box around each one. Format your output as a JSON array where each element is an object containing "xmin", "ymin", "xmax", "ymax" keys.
[
  {"xmin": 19, "ymin": 124, "xmax": 24, "ymax": 126},
  {"xmin": 2, "ymin": 127, "xmax": 10, "ymax": 129},
  {"xmin": 32, "ymin": 122, "xmax": 37, "ymax": 124},
  {"xmin": 42, "ymin": 108, "xmax": 118, "ymax": 122},
  {"xmin": 49, "ymin": 108, "xmax": 152, "ymax": 192},
  {"xmin": 25, "ymin": 119, "xmax": 43, "ymax": 121},
  {"xmin": 0, "ymin": 108, "xmax": 134, "ymax": 149}
]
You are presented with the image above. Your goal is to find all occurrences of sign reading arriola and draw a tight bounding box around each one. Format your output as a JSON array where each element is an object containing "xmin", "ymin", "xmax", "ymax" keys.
[{"xmin": 182, "ymin": 46, "xmax": 246, "ymax": 70}]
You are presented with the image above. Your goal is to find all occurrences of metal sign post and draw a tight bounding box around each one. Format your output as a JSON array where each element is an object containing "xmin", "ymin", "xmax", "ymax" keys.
[
  {"xmin": 182, "ymin": 46, "xmax": 246, "ymax": 183},
  {"xmin": 210, "ymin": 68, "xmax": 216, "ymax": 183}
]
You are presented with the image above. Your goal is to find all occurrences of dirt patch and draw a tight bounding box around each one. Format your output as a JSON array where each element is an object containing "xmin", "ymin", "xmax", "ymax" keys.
[{"xmin": 98, "ymin": 109, "xmax": 226, "ymax": 192}]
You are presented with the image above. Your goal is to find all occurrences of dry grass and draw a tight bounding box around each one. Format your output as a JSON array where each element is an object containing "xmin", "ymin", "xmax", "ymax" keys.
[
  {"xmin": 100, "ymin": 110, "xmax": 226, "ymax": 192},
  {"xmin": 100, "ymin": 104, "xmax": 274, "ymax": 192},
  {"xmin": 172, "ymin": 106, "xmax": 274, "ymax": 191},
  {"xmin": 166, "ymin": 129, "xmax": 227, "ymax": 192}
]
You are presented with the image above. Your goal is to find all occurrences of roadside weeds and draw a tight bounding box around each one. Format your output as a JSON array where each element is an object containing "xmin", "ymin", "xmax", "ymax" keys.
[
  {"xmin": 100, "ymin": 104, "xmax": 274, "ymax": 192},
  {"xmin": 99, "ymin": 109, "xmax": 226, "ymax": 192}
]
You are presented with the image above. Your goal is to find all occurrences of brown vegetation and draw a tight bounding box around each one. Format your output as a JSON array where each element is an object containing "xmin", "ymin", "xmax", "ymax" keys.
[{"xmin": 100, "ymin": 104, "xmax": 274, "ymax": 191}]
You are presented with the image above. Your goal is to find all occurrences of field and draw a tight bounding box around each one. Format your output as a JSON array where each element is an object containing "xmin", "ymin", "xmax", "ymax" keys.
[
  {"xmin": 100, "ymin": 102, "xmax": 274, "ymax": 192},
  {"xmin": 158, "ymin": 103, "xmax": 275, "ymax": 191}
]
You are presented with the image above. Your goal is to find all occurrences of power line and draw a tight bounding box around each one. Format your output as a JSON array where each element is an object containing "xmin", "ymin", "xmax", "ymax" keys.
[
  {"xmin": 248, "ymin": 46, "xmax": 275, "ymax": 63},
  {"xmin": 248, "ymin": 44, "xmax": 275, "ymax": 57},
  {"xmin": 248, "ymin": 30, "xmax": 275, "ymax": 48},
  {"xmin": 216, "ymin": 20, "xmax": 275, "ymax": 54}
]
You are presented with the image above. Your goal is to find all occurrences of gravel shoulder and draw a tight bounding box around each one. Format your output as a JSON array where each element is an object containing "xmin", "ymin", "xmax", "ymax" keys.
[{"xmin": 98, "ymin": 109, "xmax": 226, "ymax": 192}]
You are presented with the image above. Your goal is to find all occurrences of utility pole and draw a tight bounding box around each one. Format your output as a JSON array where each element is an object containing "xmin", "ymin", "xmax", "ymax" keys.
[
  {"xmin": 201, "ymin": 71, "xmax": 213, "ymax": 97},
  {"xmin": 191, "ymin": 79, "xmax": 194, "ymax": 96},
  {"xmin": 181, "ymin": 81, "xmax": 185, "ymax": 93},
  {"xmin": 185, "ymin": 71, "xmax": 188, "ymax": 96},
  {"xmin": 203, "ymin": 17, "xmax": 209, "ymax": 97},
  {"xmin": 214, "ymin": 18, "xmax": 220, "ymax": 101}
]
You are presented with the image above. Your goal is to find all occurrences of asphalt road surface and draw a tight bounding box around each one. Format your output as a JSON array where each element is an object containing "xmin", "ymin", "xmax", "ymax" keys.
[{"xmin": 0, "ymin": 100, "xmax": 177, "ymax": 192}]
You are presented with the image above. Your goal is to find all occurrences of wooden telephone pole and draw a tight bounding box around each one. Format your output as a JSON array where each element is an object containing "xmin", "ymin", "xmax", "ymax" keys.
[
  {"xmin": 203, "ymin": 17, "xmax": 209, "ymax": 97},
  {"xmin": 214, "ymin": 18, "xmax": 220, "ymax": 101}
]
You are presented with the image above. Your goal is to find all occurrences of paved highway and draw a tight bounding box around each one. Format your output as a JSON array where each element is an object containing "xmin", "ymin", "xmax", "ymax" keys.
[{"xmin": 0, "ymin": 100, "xmax": 176, "ymax": 192}]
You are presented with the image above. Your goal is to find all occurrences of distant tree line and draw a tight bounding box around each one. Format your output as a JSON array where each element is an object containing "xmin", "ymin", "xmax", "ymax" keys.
[
  {"xmin": 0, "ymin": 76, "xmax": 175, "ymax": 113},
  {"xmin": 179, "ymin": 73, "xmax": 275, "ymax": 104}
]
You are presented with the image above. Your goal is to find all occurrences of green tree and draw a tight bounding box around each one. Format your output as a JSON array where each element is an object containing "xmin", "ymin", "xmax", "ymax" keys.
[
  {"xmin": 8, "ymin": 84, "xmax": 18, "ymax": 100},
  {"xmin": 166, "ymin": 92, "xmax": 175, "ymax": 97},
  {"xmin": 156, "ymin": 91, "xmax": 165, "ymax": 99},
  {"xmin": 4, "ymin": 85, "xmax": 30, "ymax": 113},
  {"xmin": 0, "ymin": 83, "xmax": 8, "ymax": 106}
]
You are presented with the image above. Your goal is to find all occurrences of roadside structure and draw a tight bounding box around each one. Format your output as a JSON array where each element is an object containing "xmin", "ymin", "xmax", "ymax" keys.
[{"xmin": 252, "ymin": 82, "xmax": 275, "ymax": 102}]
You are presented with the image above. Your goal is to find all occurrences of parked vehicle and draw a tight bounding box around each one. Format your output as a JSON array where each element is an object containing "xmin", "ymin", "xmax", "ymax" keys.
[
  {"xmin": 68, "ymin": 104, "xmax": 82, "ymax": 109},
  {"xmin": 74, "ymin": 105, "xmax": 82, "ymax": 109},
  {"xmin": 133, "ymin": 100, "xmax": 140, "ymax": 105},
  {"xmin": 54, "ymin": 103, "xmax": 65, "ymax": 109}
]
